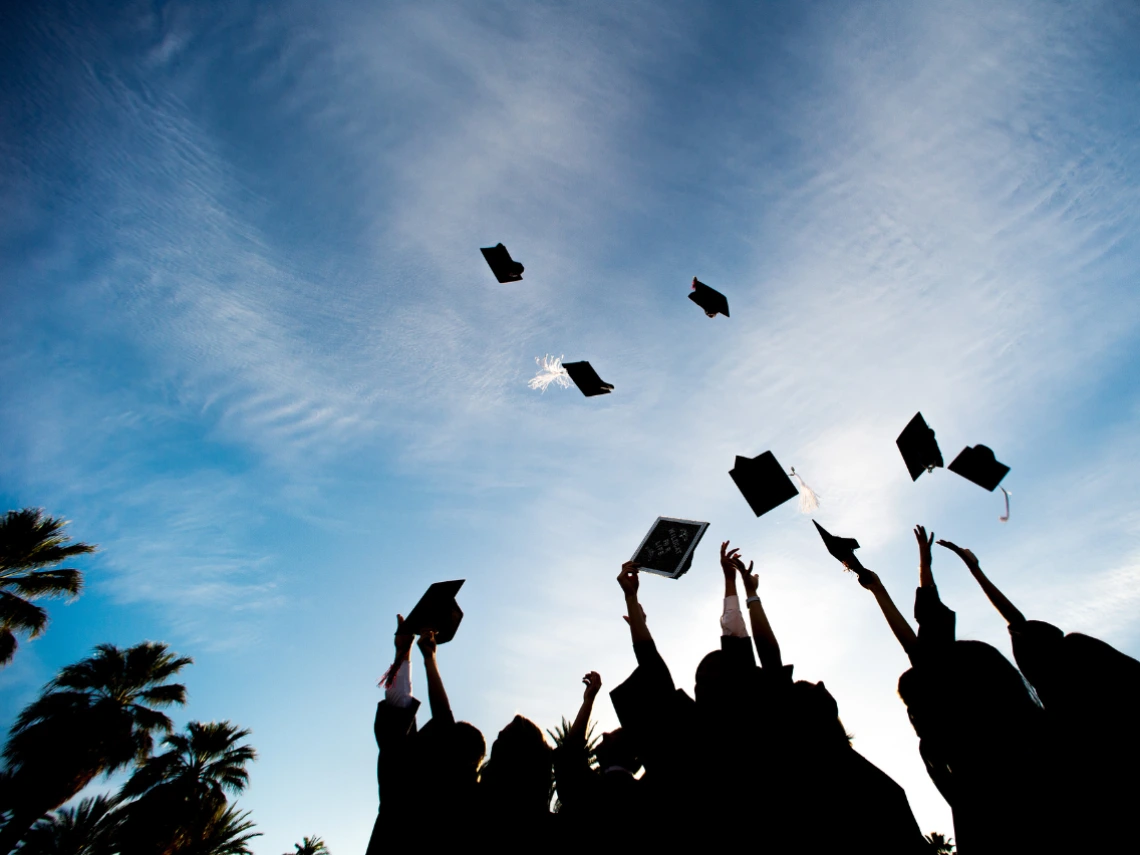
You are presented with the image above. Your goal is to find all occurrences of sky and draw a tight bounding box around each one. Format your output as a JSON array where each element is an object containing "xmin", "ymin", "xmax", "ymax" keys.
[{"xmin": 2, "ymin": 0, "xmax": 1139, "ymax": 849}]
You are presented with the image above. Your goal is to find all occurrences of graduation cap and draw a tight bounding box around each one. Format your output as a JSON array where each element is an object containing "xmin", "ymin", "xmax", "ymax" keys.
[
  {"xmin": 689, "ymin": 277, "xmax": 730, "ymax": 318},
  {"xmin": 729, "ymin": 451, "xmax": 799, "ymax": 517},
  {"xmin": 480, "ymin": 243, "xmax": 524, "ymax": 283},
  {"xmin": 812, "ymin": 520, "xmax": 865, "ymax": 573},
  {"xmin": 401, "ymin": 580, "xmax": 465, "ymax": 644},
  {"xmin": 563, "ymin": 361, "xmax": 614, "ymax": 397},
  {"xmin": 948, "ymin": 445, "xmax": 1009, "ymax": 491},
  {"xmin": 896, "ymin": 412, "xmax": 943, "ymax": 481}
]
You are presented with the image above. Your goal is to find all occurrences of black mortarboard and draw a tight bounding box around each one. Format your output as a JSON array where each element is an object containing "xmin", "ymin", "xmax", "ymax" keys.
[
  {"xmin": 562, "ymin": 361, "xmax": 614, "ymax": 397},
  {"xmin": 948, "ymin": 445, "xmax": 1009, "ymax": 491},
  {"xmin": 480, "ymin": 243, "xmax": 524, "ymax": 283},
  {"xmin": 729, "ymin": 451, "xmax": 799, "ymax": 517},
  {"xmin": 812, "ymin": 520, "xmax": 864, "ymax": 570},
  {"xmin": 402, "ymin": 580, "xmax": 465, "ymax": 643},
  {"xmin": 689, "ymin": 277, "xmax": 730, "ymax": 318},
  {"xmin": 896, "ymin": 412, "xmax": 943, "ymax": 481}
]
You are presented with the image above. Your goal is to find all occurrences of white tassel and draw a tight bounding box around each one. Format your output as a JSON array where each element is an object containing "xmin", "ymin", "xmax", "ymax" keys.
[
  {"xmin": 528, "ymin": 354, "xmax": 572, "ymax": 392},
  {"xmin": 999, "ymin": 487, "xmax": 1011, "ymax": 523},
  {"xmin": 789, "ymin": 467, "xmax": 820, "ymax": 513}
]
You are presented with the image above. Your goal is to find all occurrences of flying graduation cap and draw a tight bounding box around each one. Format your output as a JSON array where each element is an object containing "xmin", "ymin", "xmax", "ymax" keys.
[
  {"xmin": 401, "ymin": 580, "xmax": 465, "ymax": 644},
  {"xmin": 948, "ymin": 445, "xmax": 1010, "ymax": 492},
  {"xmin": 812, "ymin": 520, "xmax": 867, "ymax": 576},
  {"xmin": 896, "ymin": 412, "xmax": 1012, "ymax": 519},
  {"xmin": 563, "ymin": 361, "xmax": 614, "ymax": 397},
  {"xmin": 480, "ymin": 243, "xmax": 525, "ymax": 283},
  {"xmin": 729, "ymin": 451, "xmax": 799, "ymax": 517},
  {"xmin": 896, "ymin": 412, "xmax": 944, "ymax": 481},
  {"xmin": 689, "ymin": 277, "xmax": 730, "ymax": 318}
]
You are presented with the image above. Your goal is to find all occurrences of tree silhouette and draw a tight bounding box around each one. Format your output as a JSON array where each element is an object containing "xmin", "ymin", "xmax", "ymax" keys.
[
  {"xmin": 0, "ymin": 508, "xmax": 95, "ymax": 664},
  {"xmin": 925, "ymin": 831, "xmax": 955, "ymax": 853},
  {"xmin": 286, "ymin": 835, "xmax": 329, "ymax": 855},
  {"xmin": 546, "ymin": 716, "xmax": 600, "ymax": 812},
  {"xmin": 114, "ymin": 721, "xmax": 256, "ymax": 854},
  {"xmin": 0, "ymin": 642, "xmax": 191, "ymax": 852},
  {"xmin": 16, "ymin": 795, "xmax": 120, "ymax": 855}
]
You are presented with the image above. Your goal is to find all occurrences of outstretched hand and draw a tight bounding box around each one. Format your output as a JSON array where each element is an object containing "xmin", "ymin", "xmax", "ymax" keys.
[
  {"xmin": 937, "ymin": 540, "xmax": 980, "ymax": 571},
  {"xmin": 395, "ymin": 614, "xmax": 414, "ymax": 652},
  {"xmin": 617, "ymin": 561, "xmax": 640, "ymax": 597},
  {"xmin": 582, "ymin": 671, "xmax": 602, "ymax": 702},
  {"xmin": 720, "ymin": 541, "xmax": 742, "ymax": 579},
  {"xmin": 855, "ymin": 567, "xmax": 881, "ymax": 591},
  {"xmin": 914, "ymin": 525, "xmax": 934, "ymax": 570},
  {"xmin": 417, "ymin": 630, "xmax": 437, "ymax": 659}
]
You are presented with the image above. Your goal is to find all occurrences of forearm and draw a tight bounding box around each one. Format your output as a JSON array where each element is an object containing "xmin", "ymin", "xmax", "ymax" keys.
[
  {"xmin": 625, "ymin": 594, "xmax": 652, "ymax": 643},
  {"xmin": 569, "ymin": 696, "xmax": 595, "ymax": 745},
  {"xmin": 422, "ymin": 658, "xmax": 454, "ymax": 725},
  {"xmin": 872, "ymin": 585, "xmax": 918, "ymax": 658},
  {"xmin": 746, "ymin": 599, "xmax": 783, "ymax": 670},
  {"xmin": 970, "ymin": 566, "xmax": 1025, "ymax": 626}
]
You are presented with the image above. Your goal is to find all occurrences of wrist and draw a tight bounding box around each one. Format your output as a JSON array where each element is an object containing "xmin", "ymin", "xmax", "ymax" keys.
[{"xmin": 746, "ymin": 594, "xmax": 761, "ymax": 605}]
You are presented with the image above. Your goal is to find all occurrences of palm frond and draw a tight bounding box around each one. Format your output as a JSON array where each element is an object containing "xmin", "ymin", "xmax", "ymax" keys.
[
  {"xmin": 3, "ymin": 569, "xmax": 83, "ymax": 599},
  {"xmin": 0, "ymin": 592, "xmax": 48, "ymax": 636}
]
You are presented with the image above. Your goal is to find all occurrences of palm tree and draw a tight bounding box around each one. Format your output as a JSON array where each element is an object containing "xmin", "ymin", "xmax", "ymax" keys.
[
  {"xmin": 14, "ymin": 795, "xmax": 120, "ymax": 855},
  {"xmin": 0, "ymin": 509, "xmax": 95, "ymax": 665},
  {"xmin": 925, "ymin": 832, "xmax": 955, "ymax": 853},
  {"xmin": 286, "ymin": 836, "xmax": 329, "ymax": 855},
  {"xmin": 114, "ymin": 721, "xmax": 256, "ymax": 855},
  {"xmin": 0, "ymin": 642, "xmax": 191, "ymax": 853},
  {"xmin": 184, "ymin": 804, "xmax": 260, "ymax": 855}
]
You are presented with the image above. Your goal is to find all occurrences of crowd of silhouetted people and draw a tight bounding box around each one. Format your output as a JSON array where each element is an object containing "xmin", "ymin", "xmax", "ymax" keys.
[{"xmin": 364, "ymin": 529, "xmax": 1140, "ymax": 854}]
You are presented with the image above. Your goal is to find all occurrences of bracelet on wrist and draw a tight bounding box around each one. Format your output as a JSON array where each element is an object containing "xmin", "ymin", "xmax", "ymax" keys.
[{"xmin": 746, "ymin": 595, "xmax": 761, "ymax": 605}]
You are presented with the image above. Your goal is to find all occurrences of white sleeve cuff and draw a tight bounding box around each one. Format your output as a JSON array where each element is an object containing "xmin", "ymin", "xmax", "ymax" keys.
[
  {"xmin": 720, "ymin": 595, "xmax": 748, "ymax": 638},
  {"xmin": 385, "ymin": 660, "xmax": 415, "ymax": 708}
]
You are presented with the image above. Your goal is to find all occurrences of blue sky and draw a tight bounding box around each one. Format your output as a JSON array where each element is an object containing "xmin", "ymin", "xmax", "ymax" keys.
[{"xmin": 2, "ymin": 0, "xmax": 1139, "ymax": 849}]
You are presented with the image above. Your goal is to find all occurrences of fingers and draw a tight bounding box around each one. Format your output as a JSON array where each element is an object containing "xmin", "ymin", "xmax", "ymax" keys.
[
  {"xmin": 721, "ymin": 540, "xmax": 729, "ymax": 558},
  {"xmin": 747, "ymin": 560, "xmax": 754, "ymax": 574},
  {"xmin": 622, "ymin": 615, "xmax": 630, "ymax": 625},
  {"xmin": 936, "ymin": 539, "xmax": 961, "ymax": 553}
]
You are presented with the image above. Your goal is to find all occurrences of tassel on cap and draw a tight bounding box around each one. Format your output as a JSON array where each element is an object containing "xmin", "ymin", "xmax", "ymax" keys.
[
  {"xmin": 528, "ymin": 354, "xmax": 572, "ymax": 392},
  {"xmin": 999, "ymin": 487, "xmax": 1011, "ymax": 523},
  {"xmin": 789, "ymin": 467, "xmax": 820, "ymax": 513}
]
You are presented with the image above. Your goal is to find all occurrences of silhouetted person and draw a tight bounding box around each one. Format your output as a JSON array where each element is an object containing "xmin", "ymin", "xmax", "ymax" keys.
[
  {"xmin": 725, "ymin": 545, "xmax": 926, "ymax": 853},
  {"xmin": 552, "ymin": 671, "xmax": 645, "ymax": 842},
  {"xmin": 365, "ymin": 615, "xmax": 420, "ymax": 855},
  {"xmin": 939, "ymin": 538, "xmax": 1139, "ymax": 852},
  {"xmin": 479, "ymin": 714, "xmax": 553, "ymax": 843},
  {"xmin": 412, "ymin": 630, "xmax": 485, "ymax": 843},
  {"xmin": 858, "ymin": 526, "xmax": 1060, "ymax": 855}
]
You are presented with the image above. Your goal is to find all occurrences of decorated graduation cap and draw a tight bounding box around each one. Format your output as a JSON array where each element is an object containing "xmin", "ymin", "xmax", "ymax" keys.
[
  {"xmin": 480, "ymin": 243, "xmax": 524, "ymax": 283},
  {"xmin": 729, "ymin": 451, "xmax": 799, "ymax": 517},
  {"xmin": 812, "ymin": 520, "xmax": 866, "ymax": 575},
  {"xmin": 402, "ymin": 580, "xmax": 465, "ymax": 644},
  {"xmin": 689, "ymin": 277, "xmax": 730, "ymax": 318},
  {"xmin": 948, "ymin": 445, "xmax": 1009, "ymax": 492},
  {"xmin": 563, "ymin": 361, "xmax": 614, "ymax": 397},
  {"xmin": 896, "ymin": 412, "xmax": 943, "ymax": 481},
  {"xmin": 631, "ymin": 517, "xmax": 709, "ymax": 579}
]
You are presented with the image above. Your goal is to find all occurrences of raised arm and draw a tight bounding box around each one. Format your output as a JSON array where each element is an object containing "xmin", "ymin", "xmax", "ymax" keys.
[
  {"xmin": 916, "ymin": 525, "xmax": 935, "ymax": 589},
  {"xmin": 568, "ymin": 671, "xmax": 602, "ymax": 747},
  {"xmin": 719, "ymin": 541, "xmax": 748, "ymax": 639},
  {"xmin": 417, "ymin": 631, "xmax": 454, "ymax": 726},
  {"xmin": 858, "ymin": 569, "xmax": 918, "ymax": 661},
  {"xmin": 734, "ymin": 553, "xmax": 783, "ymax": 671},
  {"xmin": 938, "ymin": 540, "xmax": 1026, "ymax": 627},
  {"xmin": 618, "ymin": 562, "xmax": 652, "ymax": 644}
]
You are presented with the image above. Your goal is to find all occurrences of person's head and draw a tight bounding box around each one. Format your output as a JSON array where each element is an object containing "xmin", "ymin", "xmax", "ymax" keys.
[
  {"xmin": 595, "ymin": 727, "xmax": 642, "ymax": 774},
  {"xmin": 694, "ymin": 650, "xmax": 727, "ymax": 707},
  {"xmin": 789, "ymin": 680, "xmax": 849, "ymax": 749},
  {"xmin": 481, "ymin": 715, "xmax": 552, "ymax": 812},
  {"xmin": 453, "ymin": 721, "xmax": 486, "ymax": 778}
]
